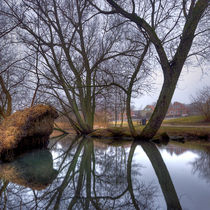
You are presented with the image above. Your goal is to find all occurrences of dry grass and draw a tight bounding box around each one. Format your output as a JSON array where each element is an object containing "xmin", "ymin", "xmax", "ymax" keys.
[
  {"xmin": 0, "ymin": 104, "xmax": 58, "ymax": 154},
  {"xmin": 0, "ymin": 165, "xmax": 45, "ymax": 190},
  {"xmin": 0, "ymin": 159, "xmax": 57, "ymax": 190}
]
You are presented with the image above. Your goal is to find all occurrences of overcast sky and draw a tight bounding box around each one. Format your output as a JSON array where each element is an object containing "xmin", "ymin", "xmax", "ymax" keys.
[{"xmin": 133, "ymin": 65, "xmax": 210, "ymax": 109}]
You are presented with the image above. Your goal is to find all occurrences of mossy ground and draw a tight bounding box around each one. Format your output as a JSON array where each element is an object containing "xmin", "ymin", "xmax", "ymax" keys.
[
  {"xmin": 87, "ymin": 124, "xmax": 210, "ymax": 142},
  {"xmin": 52, "ymin": 116, "xmax": 210, "ymax": 141}
]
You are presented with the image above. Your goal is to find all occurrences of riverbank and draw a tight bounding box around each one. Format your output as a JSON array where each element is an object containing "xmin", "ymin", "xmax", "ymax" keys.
[
  {"xmin": 52, "ymin": 121, "xmax": 210, "ymax": 142},
  {"xmin": 88, "ymin": 126, "xmax": 210, "ymax": 141}
]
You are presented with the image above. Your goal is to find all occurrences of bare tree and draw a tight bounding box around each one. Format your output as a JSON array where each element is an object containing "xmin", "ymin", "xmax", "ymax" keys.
[
  {"xmin": 106, "ymin": 40, "xmax": 152, "ymax": 135},
  {"xmin": 191, "ymin": 86, "xmax": 210, "ymax": 122},
  {"xmin": 0, "ymin": 1, "xmax": 20, "ymax": 39},
  {"xmin": 89, "ymin": 0, "xmax": 209, "ymax": 139},
  {"xmin": 5, "ymin": 0, "xmax": 145, "ymax": 134}
]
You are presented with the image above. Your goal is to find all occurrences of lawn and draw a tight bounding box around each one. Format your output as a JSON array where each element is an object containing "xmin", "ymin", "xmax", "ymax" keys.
[{"xmin": 162, "ymin": 115, "xmax": 208, "ymax": 125}]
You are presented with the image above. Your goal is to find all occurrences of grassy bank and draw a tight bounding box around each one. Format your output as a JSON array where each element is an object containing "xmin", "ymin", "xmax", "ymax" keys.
[
  {"xmin": 158, "ymin": 126, "xmax": 210, "ymax": 140},
  {"xmin": 88, "ymin": 125, "xmax": 210, "ymax": 141},
  {"xmin": 163, "ymin": 115, "xmax": 209, "ymax": 125},
  {"xmin": 52, "ymin": 119, "xmax": 210, "ymax": 141}
]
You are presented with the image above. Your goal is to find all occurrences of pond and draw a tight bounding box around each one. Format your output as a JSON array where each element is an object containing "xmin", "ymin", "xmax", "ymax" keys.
[{"xmin": 0, "ymin": 135, "xmax": 210, "ymax": 210}]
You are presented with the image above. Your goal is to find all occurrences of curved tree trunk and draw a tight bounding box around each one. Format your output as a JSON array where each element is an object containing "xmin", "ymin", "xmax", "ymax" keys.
[
  {"xmin": 127, "ymin": 143, "xmax": 139, "ymax": 209},
  {"xmin": 140, "ymin": 72, "xmax": 180, "ymax": 139},
  {"xmin": 126, "ymin": 43, "xmax": 149, "ymax": 137},
  {"xmin": 105, "ymin": 0, "xmax": 208, "ymax": 140},
  {"xmin": 126, "ymin": 92, "xmax": 137, "ymax": 137}
]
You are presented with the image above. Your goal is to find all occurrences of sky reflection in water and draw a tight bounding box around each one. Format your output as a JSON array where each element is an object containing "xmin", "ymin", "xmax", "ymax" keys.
[{"xmin": 0, "ymin": 135, "xmax": 210, "ymax": 210}]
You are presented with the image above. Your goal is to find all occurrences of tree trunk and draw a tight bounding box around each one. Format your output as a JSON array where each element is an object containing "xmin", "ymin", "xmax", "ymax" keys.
[
  {"xmin": 140, "ymin": 72, "xmax": 180, "ymax": 139},
  {"xmin": 0, "ymin": 75, "xmax": 12, "ymax": 118},
  {"xmin": 105, "ymin": 0, "xmax": 208, "ymax": 140},
  {"xmin": 126, "ymin": 92, "xmax": 137, "ymax": 136},
  {"xmin": 120, "ymin": 110, "xmax": 124, "ymax": 127},
  {"xmin": 114, "ymin": 96, "xmax": 118, "ymax": 127}
]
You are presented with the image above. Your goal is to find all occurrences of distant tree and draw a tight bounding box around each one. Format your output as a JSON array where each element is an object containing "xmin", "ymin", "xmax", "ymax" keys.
[{"xmin": 191, "ymin": 86, "xmax": 210, "ymax": 122}]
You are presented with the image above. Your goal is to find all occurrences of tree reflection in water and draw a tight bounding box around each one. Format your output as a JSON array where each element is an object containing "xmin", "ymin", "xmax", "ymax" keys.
[
  {"xmin": 191, "ymin": 148, "xmax": 210, "ymax": 183},
  {"xmin": 0, "ymin": 136, "xmax": 182, "ymax": 209}
]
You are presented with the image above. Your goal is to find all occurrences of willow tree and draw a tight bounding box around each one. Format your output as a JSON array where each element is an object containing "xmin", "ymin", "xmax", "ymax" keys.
[
  {"xmin": 90, "ymin": 0, "xmax": 209, "ymax": 139},
  {"xmin": 6, "ymin": 0, "xmax": 140, "ymax": 134}
]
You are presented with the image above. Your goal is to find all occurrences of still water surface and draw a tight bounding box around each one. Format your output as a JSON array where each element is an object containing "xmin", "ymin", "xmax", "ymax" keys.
[{"xmin": 0, "ymin": 135, "xmax": 210, "ymax": 210}]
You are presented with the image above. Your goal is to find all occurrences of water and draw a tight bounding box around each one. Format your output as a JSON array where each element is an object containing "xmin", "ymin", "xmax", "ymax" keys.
[{"xmin": 0, "ymin": 135, "xmax": 210, "ymax": 210}]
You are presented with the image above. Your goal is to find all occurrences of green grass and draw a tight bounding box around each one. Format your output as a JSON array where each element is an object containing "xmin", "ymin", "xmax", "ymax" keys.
[
  {"xmin": 158, "ymin": 126, "xmax": 210, "ymax": 136},
  {"xmin": 110, "ymin": 115, "xmax": 209, "ymax": 127},
  {"xmin": 163, "ymin": 115, "xmax": 207, "ymax": 125}
]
